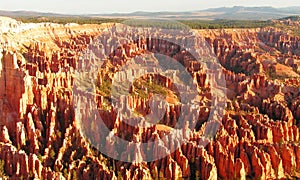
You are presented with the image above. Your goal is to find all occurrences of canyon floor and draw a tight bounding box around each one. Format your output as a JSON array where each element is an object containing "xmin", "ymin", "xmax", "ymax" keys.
[{"xmin": 0, "ymin": 16, "xmax": 300, "ymax": 179}]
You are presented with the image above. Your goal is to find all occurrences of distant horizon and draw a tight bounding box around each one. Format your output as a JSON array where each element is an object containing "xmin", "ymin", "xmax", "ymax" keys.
[
  {"xmin": 0, "ymin": 5, "xmax": 299, "ymax": 15},
  {"xmin": 0, "ymin": 0, "xmax": 300, "ymax": 15},
  {"xmin": 0, "ymin": 6, "xmax": 300, "ymax": 15}
]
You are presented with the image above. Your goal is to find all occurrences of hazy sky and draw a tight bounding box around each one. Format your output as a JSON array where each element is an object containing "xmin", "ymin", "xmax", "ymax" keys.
[{"xmin": 1, "ymin": 0, "xmax": 300, "ymax": 14}]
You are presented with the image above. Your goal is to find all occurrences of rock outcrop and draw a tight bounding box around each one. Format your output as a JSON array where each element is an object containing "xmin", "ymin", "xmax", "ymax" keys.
[{"xmin": 0, "ymin": 17, "xmax": 299, "ymax": 180}]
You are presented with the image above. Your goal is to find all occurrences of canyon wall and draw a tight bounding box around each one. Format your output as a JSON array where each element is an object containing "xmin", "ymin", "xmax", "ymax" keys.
[{"xmin": 0, "ymin": 17, "xmax": 299, "ymax": 179}]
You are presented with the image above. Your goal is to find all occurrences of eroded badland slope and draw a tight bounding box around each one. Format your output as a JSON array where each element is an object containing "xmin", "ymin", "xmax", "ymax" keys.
[{"xmin": 0, "ymin": 17, "xmax": 299, "ymax": 179}]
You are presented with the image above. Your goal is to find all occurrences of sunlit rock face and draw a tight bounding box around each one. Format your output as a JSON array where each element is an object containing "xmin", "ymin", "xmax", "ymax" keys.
[{"xmin": 0, "ymin": 16, "xmax": 299, "ymax": 179}]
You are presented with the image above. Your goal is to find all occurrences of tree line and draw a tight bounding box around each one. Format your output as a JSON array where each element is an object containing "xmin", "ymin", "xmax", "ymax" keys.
[{"xmin": 10, "ymin": 16, "xmax": 274, "ymax": 29}]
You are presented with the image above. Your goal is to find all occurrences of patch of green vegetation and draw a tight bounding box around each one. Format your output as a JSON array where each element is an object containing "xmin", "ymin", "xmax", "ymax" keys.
[
  {"xmin": 95, "ymin": 78, "xmax": 112, "ymax": 110},
  {"xmin": 265, "ymin": 68, "xmax": 292, "ymax": 80},
  {"xmin": 131, "ymin": 78, "xmax": 169, "ymax": 99},
  {"xmin": 96, "ymin": 78, "xmax": 112, "ymax": 97},
  {"xmin": 125, "ymin": 19, "xmax": 190, "ymax": 30},
  {"xmin": 273, "ymin": 21, "xmax": 300, "ymax": 37},
  {"xmin": 63, "ymin": 168, "xmax": 69, "ymax": 179},
  {"xmin": 10, "ymin": 15, "xmax": 275, "ymax": 30},
  {"xmin": 180, "ymin": 19, "xmax": 273, "ymax": 29},
  {"xmin": 56, "ymin": 130, "xmax": 62, "ymax": 138},
  {"xmin": 117, "ymin": 171, "xmax": 123, "ymax": 180},
  {"xmin": 279, "ymin": 16, "xmax": 300, "ymax": 21},
  {"xmin": 71, "ymin": 169, "xmax": 78, "ymax": 180},
  {"xmin": 0, "ymin": 159, "xmax": 5, "ymax": 178},
  {"xmin": 120, "ymin": 19, "xmax": 273, "ymax": 29},
  {"xmin": 133, "ymin": 109, "xmax": 144, "ymax": 117},
  {"xmin": 291, "ymin": 27, "xmax": 300, "ymax": 37},
  {"xmin": 95, "ymin": 73, "xmax": 179, "ymax": 111},
  {"xmin": 49, "ymin": 149, "xmax": 56, "ymax": 159},
  {"xmin": 37, "ymin": 153, "xmax": 43, "ymax": 162},
  {"xmin": 120, "ymin": 19, "xmax": 272, "ymax": 29},
  {"xmin": 12, "ymin": 16, "xmax": 124, "ymax": 25}
]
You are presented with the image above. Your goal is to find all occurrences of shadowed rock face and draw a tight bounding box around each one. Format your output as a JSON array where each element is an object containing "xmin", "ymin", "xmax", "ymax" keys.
[{"xmin": 0, "ymin": 17, "xmax": 299, "ymax": 179}]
